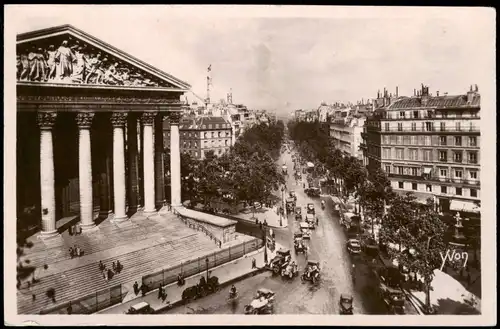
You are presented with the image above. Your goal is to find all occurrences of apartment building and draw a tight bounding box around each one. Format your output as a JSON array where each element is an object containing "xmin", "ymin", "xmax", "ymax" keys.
[
  {"xmin": 330, "ymin": 115, "xmax": 366, "ymax": 160},
  {"xmin": 362, "ymin": 84, "xmax": 480, "ymax": 215},
  {"xmin": 163, "ymin": 116, "xmax": 232, "ymax": 160}
]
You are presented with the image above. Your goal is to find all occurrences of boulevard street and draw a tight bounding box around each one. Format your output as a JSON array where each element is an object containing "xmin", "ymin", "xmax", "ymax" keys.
[{"xmin": 163, "ymin": 146, "xmax": 406, "ymax": 315}]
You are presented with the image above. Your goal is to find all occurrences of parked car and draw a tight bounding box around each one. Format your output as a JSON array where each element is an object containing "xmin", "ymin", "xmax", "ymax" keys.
[
  {"xmin": 339, "ymin": 294, "xmax": 354, "ymax": 314},
  {"xmin": 306, "ymin": 203, "xmax": 315, "ymax": 215},
  {"xmin": 299, "ymin": 222, "xmax": 311, "ymax": 239},
  {"xmin": 346, "ymin": 239, "xmax": 362, "ymax": 255},
  {"xmin": 126, "ymin": 302, "xmax": 154, "ymax": 314}
]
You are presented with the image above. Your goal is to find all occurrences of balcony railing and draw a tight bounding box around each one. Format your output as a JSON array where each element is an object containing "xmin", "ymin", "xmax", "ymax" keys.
[
  {"xmin": 383, "ymin": 126, "xmax": 479, "ymax": 133},
  {"xmin": 388, "ymin": 173, "xmax": 480, "ymax": 186}
]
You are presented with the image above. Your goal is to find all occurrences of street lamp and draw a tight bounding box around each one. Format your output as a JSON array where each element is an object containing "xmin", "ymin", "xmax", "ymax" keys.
[
  {"xmin": 205, "ymin": 257, "xmax": 209, "ymax": 281},
  {"xmin": 280, "ymin": 186, "xmax": 285, "ymax": 226},
  {"xmin": 263, "ymin": 229, "xmax": 268, "ymax": 264}
]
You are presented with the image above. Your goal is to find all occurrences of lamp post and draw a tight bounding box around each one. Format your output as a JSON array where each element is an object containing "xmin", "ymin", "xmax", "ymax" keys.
[
  {"xmin": 205, "ymin": 257, "xmax": 209, "ymax": 281},
  {"xmin": 263, "ymin": 229, "xmax": 268, "ymax": 264},
  {"xmin": 280, "ymin": 186, "xmax": 285, "ymax": 227}
]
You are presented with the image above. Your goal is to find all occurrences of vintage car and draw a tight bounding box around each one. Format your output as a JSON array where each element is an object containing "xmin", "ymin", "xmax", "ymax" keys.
[
  {"xmin": 295, "ymin": 207, "xmax": 302, "ymax": 220},
  {"xmin": 299, "ymin": 222, "xmax": 311, "ymax": 239},
  {"xmin": 286, "ymin": 197, "xmax": 296, "ymax": 212},
  {"xmin": 339, "ymin": 294, "xmax": 354, "ymax": 314},
  {"xmin": 293, "ymin": 233, "xmax": 306, "ymax": 253},
  {"xmin": 181, "ymin": 275, "xmax": 220, "ymax": 301},
  {"xmin": 244, "ymin": 288, "xmax": 275, "ymax": 314},
  {"xmin": 301, "ymin": 260, "xmax": 321, "ymax": 284},
  {"xmin": 305, "ymin": 213, "xmax": 315, "ymax": 230},
  {"xmin": 281, "ymin": 261, "xmax": 299, "ymax": 279},
  {"xmin": 269, "ymin": 248, "xmax": 292, "ymax": 274},
  {"xmin": 305, "ymin": 187, "xmax": 321, "ymax": 197},
  {"xmin": 346, "ymin": 239, "xmax": 362, "ymax": 255},
  {"xmin": 380, "ymin": 285, "xmax": 406, "ymax": 314},
  {"xmin": 289, "ymin": 191, "xmax": 297, "ymax": 201},
  {"xmin": 126, "ymin": 302, "xmax": 154, "ymax": 314},
  {"xmin": 282, "ymin": 165, "xmax": 288, "ymax": 175},
  {"xmin": 306, "ymin": 203, "xmax": 315, "ymax": 215}
]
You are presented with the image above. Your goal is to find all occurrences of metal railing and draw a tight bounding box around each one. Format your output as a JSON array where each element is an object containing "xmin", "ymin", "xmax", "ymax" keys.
[
  {"xmin": 383, "ymin": 126, "xmax": 479, "ymax": 133},
  {"xmin": 141, "ymin": 238, "xmax": 263, "ymax": 291},
  {"xmin": 178, "ymin": 215, "xmax": 222, "ymax": 247},
  {"xmin": 39, "ymin": 284, "xmax": 124, "ymax": 315}
]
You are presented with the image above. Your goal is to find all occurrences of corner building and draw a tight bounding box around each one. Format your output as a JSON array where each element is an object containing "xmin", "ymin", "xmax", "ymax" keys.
[
  {"xmin": 363, "ymin": 85, "xmax": 480, "ymax": 216},
  {"xmin": 16, "ymin": 25, "xmax": 190, "ymax": 237}
]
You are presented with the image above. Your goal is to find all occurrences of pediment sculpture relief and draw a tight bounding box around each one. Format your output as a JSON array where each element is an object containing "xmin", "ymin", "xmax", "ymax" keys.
[{"xmin": 17, "ymin": 36, "xmax": 174, "ymax": 88}]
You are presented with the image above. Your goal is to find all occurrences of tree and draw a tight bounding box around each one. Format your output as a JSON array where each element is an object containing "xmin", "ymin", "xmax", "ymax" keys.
[{"xmin": 380, "ymin": 194, "xmax": 447, "ymax": 311}]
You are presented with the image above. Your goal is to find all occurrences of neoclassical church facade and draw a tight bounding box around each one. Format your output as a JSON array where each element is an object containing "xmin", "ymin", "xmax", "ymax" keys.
[{"xmin": 17, "ymin": 25, "xmax": 190, "ymax": 238}]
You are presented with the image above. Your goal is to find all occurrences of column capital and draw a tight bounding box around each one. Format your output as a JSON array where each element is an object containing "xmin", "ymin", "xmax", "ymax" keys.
[
  {"xmin": 110, "ymin": 112, "xmax": 128, "ymax": 127},
  {"xmin": 76, "ymin": 112, "xmax": 95, "ymax": 129},
  {"xmin": 141, "ymin": 112, "xmax": 157, "ymax": 125},
  {"xmin": 37, "ymin": 112, "xmax": 57, "ymax": 130},
  {"xmin": 168, "ymin": 111, "xmax": 183, "ymax": 125}
]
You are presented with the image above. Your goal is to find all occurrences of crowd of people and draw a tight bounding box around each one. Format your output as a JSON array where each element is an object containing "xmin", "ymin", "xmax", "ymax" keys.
[
  {"xmin": 99, "ymin": 260, "xmax": 123, "ymax": 281},
  {"xmin": 69, "ymin": 245, "xmax": 83, "ymax": 258}
]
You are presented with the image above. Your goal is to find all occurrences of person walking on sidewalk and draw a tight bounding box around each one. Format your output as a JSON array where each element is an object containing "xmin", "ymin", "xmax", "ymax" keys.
[
  {"xmin": 158, "ymin": 285, "xmax": 163, "ymax": 299},
  {"xmin": 133, "ymin": 281, "xmax": 139, "ymax": 295}
]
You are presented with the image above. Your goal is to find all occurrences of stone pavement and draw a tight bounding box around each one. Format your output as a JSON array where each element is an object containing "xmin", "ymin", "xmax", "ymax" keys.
[
  {"xmin": 233, "ymin": 207, "xmax": 288, "ymax": 229},
  {"xmin": 98, "ymin": 247, "xmax": 267, "ymax": 314}
]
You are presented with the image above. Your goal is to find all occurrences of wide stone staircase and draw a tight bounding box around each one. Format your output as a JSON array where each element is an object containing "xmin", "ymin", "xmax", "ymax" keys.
[{"xmin": 16, "ymin": 214, "xmax": 222, "ymax": 314}]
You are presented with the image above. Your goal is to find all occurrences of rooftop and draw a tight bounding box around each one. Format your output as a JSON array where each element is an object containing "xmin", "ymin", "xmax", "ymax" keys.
[
  {"xmin": 387, "ymin": 94, "xmax": 480, "ymax": 110},
  {"xmin": 164, "ymin": 116, "xmax": 231, "ymax": 130}
]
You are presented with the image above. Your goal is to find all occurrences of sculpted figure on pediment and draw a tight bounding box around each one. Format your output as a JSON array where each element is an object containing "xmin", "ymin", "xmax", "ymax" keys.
[{"xmin": 17, "ymin": 37, "xmax": 171, "ymax": 88}]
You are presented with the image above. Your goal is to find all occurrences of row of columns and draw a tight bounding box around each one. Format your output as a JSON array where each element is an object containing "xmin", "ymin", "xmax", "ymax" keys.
[{"xmin": 36, "ymin": 110, "xmax": 182, "ymax": 238}]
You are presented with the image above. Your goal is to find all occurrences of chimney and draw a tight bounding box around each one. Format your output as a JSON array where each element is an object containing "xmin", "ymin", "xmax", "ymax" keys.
[
  {"xmin": 436, "ymin": 91, "xmax": 439, "ymax": 97},
  {"xmin": 396, "ymin": 86, "xmax": 399, "ymax": 97},
  {"xmin": 414, "ymin": 88, "xmax": 416, "ymax": 96}
]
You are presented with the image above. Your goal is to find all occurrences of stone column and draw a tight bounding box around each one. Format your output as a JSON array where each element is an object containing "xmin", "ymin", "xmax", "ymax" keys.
[
  {"xmin": 154, "ymin": 114, "xmax": 167, "ymax": 211},
  {"xmin": 141, "ymin": 112, "xmax": 157, "ymax": 216},
  {"xmin": 169, "ymin": 111, "xmax": 182, "ymax": 207},
  {"xmin": 99, "ymin": 118, "xmax": 113, "ymax": 219},
  {"xmin": 111, "ymin": 112, "xmax": 128, "ymax": 222},
  {"xmin": 127, "ymin": 114, "xmax": 140, "ymax": 215},
  {"xmin": 76, "ymin": 112, "xmax": 96, "ymax": 231},
  {"xmin": 37, "ymin": 112, "xmax": 59, "ymax": 238}
]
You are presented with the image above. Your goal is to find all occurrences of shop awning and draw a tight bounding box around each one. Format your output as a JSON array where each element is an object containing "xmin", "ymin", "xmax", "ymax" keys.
[
  {"xmin": 423, "ymin": 167, "xmax": 432, "ymax": 174},
  {"xmin": 450, "ymin": 200, "xmax": 480, "ymax": 214}
]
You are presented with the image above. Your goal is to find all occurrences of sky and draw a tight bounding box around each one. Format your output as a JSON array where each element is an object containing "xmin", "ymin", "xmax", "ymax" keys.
[{"xmin": 7, "ymin": 5, "xmax": 495, "ymax": 114}]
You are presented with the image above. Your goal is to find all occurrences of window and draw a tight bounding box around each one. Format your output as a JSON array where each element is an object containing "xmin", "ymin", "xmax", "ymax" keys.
[
  {"xmin": 412, "ymin": 183, "xmax": 417, "ymax": 190},
  {"xmin": 455, "ymin": 169, "xmax": 463, "ymax": 178},
  {"xmin": 411, "ymin": 168, "xmax": 418, "ymax": 176},
  {"xmin": 225, "ymin": 140, "xmax": 228, "ymax": 146},
  {"xmin": 427, "ymin": 110, "xmax": 433, "ymax": 118},
  {"xmin": 208, "ymin": 124, "xmax": 213, "ymax": 129},
  {"xmin": 425, "ymin": 122, "xmax": 433, "ymax": 131},
  {"xmin": 455, "ymin": 136, "xmax": 462, "ymax": 146},
  {"xmin": 469, "ymin": 136, "xmax": 477, "ymax": 146},
  {"xmin": 383, "ymin": 136, "xmax": 390, "ymax": 144},
  {"xmin": 411, "ymin": 136, "xmax": 417, "ymax": 145},
  {"xmin": 396, "ymin": 148, "xmax": 404, "ymax": 160},
  {"xmin": 399, "ymin": 111, "xmax": 406, "ymax": 118},
  {"xmin": 424, "ymin": 136, "xmax": 431, "ymax": 146},
  {"xmin": 439, "ymin": 136, "xmax": 447, "ymax": 145},
  {"xmin": 397, "ymin": 136, "xmax": 402, "ymax": 144},
  {"xmin": 426, "ymin": 185, "xmax": 432, "ymax": 192},
  {"xmin": 382, "ymin": 148, "xmax": 391, "ymax": 159},
  {"xmin": 471, "ymin": 111, "xmax": 478, "ymax": 118},
  {"xmin": 440, "ymin": 122, "xmax": 446, "ymax": 131},
  {"xmin": 411, "ymin": 122, "xmax": 416, "ymax": 131},
  {"xmin": 453, "ymin": 151, "xmax": 463, "ymax": 163},
  {"xmin": 397, "ymin": 123, "xmax": 403, "ymax": 131},
  {"xmin": 418, "ymin": 136, "xmax": 424, "ymax": 145},
  {"xmin": 456, "ymin": 111, "xmax": 462, "ymax": 118},
  {"xmin": 455, "ymin": 122, "xmax": 461, "ymax": 131},
  {"xmin": 468, "ymin": 152, "xmax": 477, "ymax": 164},
  {"xmin": 469, "ymin": 171, "xmax": 477, "ymax": 179},
  {"xmin": 413, "ymin": 111, "xmax": 419, "ymax": 119},
  {"xmin": 408, "ymin": 148, "xmax": 418, "ymax": 160},
  {"xmin": 403, "ymin": 136, "xmax": 410, "ymax": 145},
  {"xmin": 385, "ymin": 165, "xmax": 391, "ymax": 173},
  {"xmin": 398, "ymin": 166, "xmax": 404, "ymax": 175},
  {"xmin": 442, "ymin": 112, "xmax": 448, "ymax": 118},
  {"xmin": 204, "ymin": 132, "xmax": 207, "ymax": 139},
  {"xmin": 211, "ymin": 132, "xmax": 215, "ymax": 138},
  {"xmin": 195, "ymin": 151, "xmax": 198, "ymax": 157},
  {"xmin": 440, "ymin": 169, "xmax": 447, "ymax": 177},
  {"xmin": 470, "ymin": 189, "xmax": 477, "ymax": 197},
  {"xmin": 423, "ymin": 149, "xmax": 431, "ymax": 161},
  {"xmin": 218, "ymin": 132, "xmax": 222, "ymax": 138},
  {"xmin": 441, "ymin": 186, "xmax": 447, "ymax": 194},
  {"xmin": 456, "ymin": 187, "xmax": 462, "ymax": 196},
  {"xmin": 384, "ymin": 123, "xmax": 390, "ymax": 131},
  {"xmin": 390, "ymin": 136, "xmax": 397, "ymax": 144},
  {"xmin": 439, "ymin": 150, "xmax": 447, "ymax": 162},
  {"xmin": 398, "ymin": 182, "xmax": 404, "ymax": 189}
]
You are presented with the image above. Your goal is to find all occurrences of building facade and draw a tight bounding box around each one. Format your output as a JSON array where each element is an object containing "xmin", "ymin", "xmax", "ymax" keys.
[
  {"xmin": 330, "ymin": 116, "xmax": 366, "ymax": 159},
  {"xmin": 362, "ymin": 85, "xmax": 480, "ymax": 214},
  {"xmin": 163, "ymin": 116, "xmax": 232, "ymax": 160},
  {"xmin": 16, "ymin": 25, "xmax": 190, "ymax": 237}
]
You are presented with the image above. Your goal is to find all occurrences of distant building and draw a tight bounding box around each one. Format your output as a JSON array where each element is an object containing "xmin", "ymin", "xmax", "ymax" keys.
[
  {"xmin": 330, "ymin": 115, "xmax": 366, "ymax": 160},
  {"xmin": 361, "ymin": 84, "xmax": 480, "ymax": 216},
  {"xmin": 164, "ymin": 116, "xmax": 232, "ymax": 160}
]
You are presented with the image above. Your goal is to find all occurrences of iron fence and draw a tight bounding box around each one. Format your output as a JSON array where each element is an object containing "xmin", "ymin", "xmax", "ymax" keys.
[
  {"xmin": 141, "ymin": 238, "xmax": 263, "ymax": 291},
  {"xmin": 39, "ymin": 284, "xmax": 124, "ymax": 315}
]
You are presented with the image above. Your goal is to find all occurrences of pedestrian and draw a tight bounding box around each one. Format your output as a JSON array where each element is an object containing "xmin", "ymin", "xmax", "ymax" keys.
[
  {"xmin": 99, "ymin": 260, "xmax": 104, "ymax": 272},
  {"xmin": 67, "ymin": 302, "xmax": 73, "ymax": 315},
  {"xmin": 158, "ymin": 285, "xmax": 163, "ymax": 299},
  {"xmin": 103, "ymin": 270, "xmax": 108, "ymax": 281},
  {"xmin": 133, "ymin": 281, "xmax": 139, "ymax": 295},
  {"xmin": 251, "ymin": 258, "xmax": 256, "ymax": 269},
  {"xmin": 112, "ymin": 262, "xmax": 117, "ymax": 272},
  {"xmin": 162, "ymin": 288, "xmax": 168, "ymax": 302},
  {"xmin": 69, "ymin": 247, "xmax": 74, "ymax": 259},
  {"xmin": 116, "ymin": 260, "xmax": 122, "ymax": 273},
  {"xmin": 141, "ymin": 284, "xmax": 146, "ymax": 297},
  {"xmin": 69, "ymin": 224, "xmax": 74, "ymax": 236},
  {"xmin": 76, "ymin": 246, "xmax": 82, "ymax": 257}
]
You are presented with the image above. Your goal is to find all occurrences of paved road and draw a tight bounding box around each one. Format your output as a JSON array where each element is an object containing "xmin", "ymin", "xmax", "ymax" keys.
[{"xmin": 162, "ymin": 147, "xmax": 403, "ymax": 315}]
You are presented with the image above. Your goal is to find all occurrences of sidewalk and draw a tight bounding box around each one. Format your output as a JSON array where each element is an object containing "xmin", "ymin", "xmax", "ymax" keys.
[
  {"xmin": 98, "ymin": 248, "xmax": 267, "ymax": 314},
  {"xmin": 234, "ymin": 207, "xmax": 288, "ymax": 229},
  {"xmin": 404, "ymin": 269, "xmax": 481, "ymax": 314}
]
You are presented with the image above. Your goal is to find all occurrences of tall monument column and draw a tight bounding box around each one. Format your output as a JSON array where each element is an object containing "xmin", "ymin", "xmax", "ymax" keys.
[
  {"xmin": 127, "ymin": 114, "xmax": 140, "ymax": 215},
  {"xmin": 154, "ymin": 114, "xmax": 167, "ymax": 211},
  {"xmin": 169, "ymin": 111, "xmax": 182, "ymax": 207},
  {"xmin": 76, "ymin": 112, "xmax": 96, "ymax": 231},
  {"xmin": 37, "ymin": 112, "xmax": 59, "ymax": 238},
  {"xmin": 141, "ymin": 112, "xmax": 157, "ymax": 216},
  {"xmin": 111, "ymin": 112, "xmax": 128, "ymax": 222}
]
